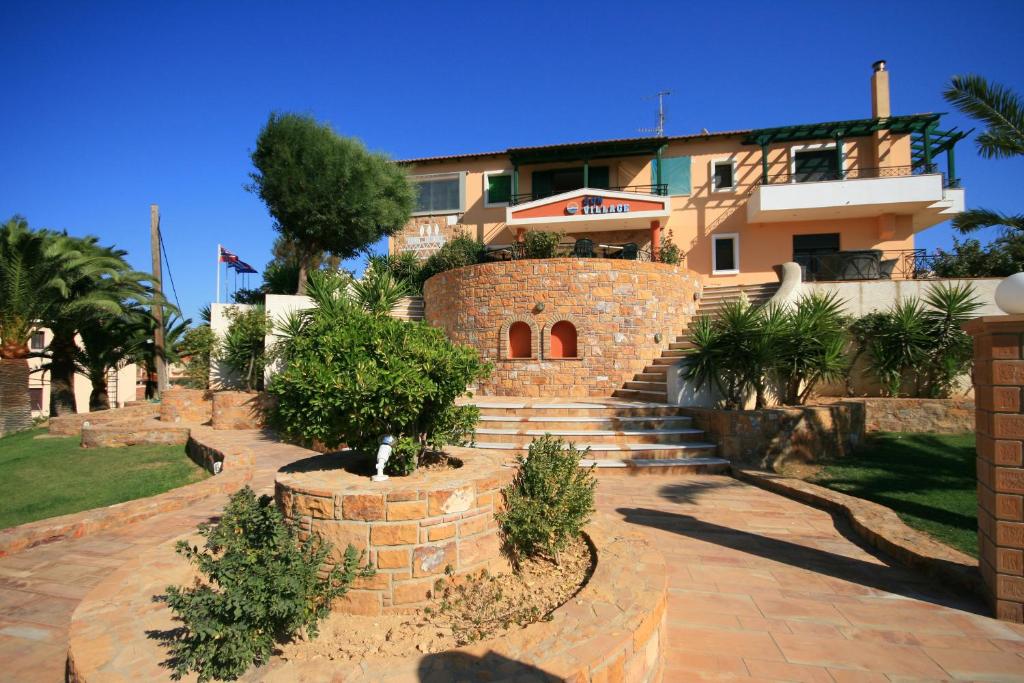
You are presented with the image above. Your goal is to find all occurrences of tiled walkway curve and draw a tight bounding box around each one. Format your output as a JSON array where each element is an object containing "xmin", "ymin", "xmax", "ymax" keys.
[{"xmin": 1, "ymin": 439, "xmax": 1023, "ymax": 681}]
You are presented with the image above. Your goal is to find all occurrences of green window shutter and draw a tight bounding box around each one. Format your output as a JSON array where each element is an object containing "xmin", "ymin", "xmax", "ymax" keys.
[
  {"xmin": 531, "ymin": 170, "xmax": 553, "ymax": 199},
  {"xmin": 487, "ymin": 174, "xmax": 511, "ymax": 204},
  {"xmin": 589, "ymin": 166, "xmax": 610, "ymax": 189},
  {"xmin": 652, "ymin": 156, "xmax": 691, "ymax": 195}
]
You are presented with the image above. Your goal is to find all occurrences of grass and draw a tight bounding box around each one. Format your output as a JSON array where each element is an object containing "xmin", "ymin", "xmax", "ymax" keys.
[
  {"xmin": 0, "ymin": 427, "xmax": 209, "ymax": 530},
  {"xmin": 811, "ymin": 432, "xmax": 977, "ymax": 557}
]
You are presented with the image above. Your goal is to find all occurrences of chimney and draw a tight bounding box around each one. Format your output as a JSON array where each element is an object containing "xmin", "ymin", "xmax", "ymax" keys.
[{"xmin": 871, "ymin": 60, "xmax": 891, "ymax": 118}]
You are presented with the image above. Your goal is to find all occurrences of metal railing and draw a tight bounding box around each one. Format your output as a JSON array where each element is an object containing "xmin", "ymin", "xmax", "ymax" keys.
[
  {"xmin": 484, "ymin": 241, "xmax": 658, "ymax": 262},
  {"xmin": 759, "ymin": 164, "xmax": 959, "ymax": 188},
  {"xmin": 798, "ymin": 248, "xmax": 938, "ymax": 281},
  {"xmin": 508, "ymin": 183, "xmax": 668, "ymax": 206}
]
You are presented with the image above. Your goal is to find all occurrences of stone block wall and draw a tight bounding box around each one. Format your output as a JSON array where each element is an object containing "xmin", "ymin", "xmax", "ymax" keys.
[
  {"xmin": 966, "ymin": 315, "xmax": 1024, "ymax": 623},
  {"xmin": 211, "ymin": 391, "xmax": 271, "ymax": 430},
  {"xmin": 160, "ymin": 388, "xmax": 212, "ymax": 424},
  {"xmin": 276, "ymin": 450, "xmax": 513, "ymax": 615},
  {"xmin": 683, "ymin": 402, "xmax": 865, "ymax": 472},
  {"xmin": 48, "ymin": 402, "xmax": 159, "ymax": 436},
  {"xmin": 423, "ymin": 258, "xmax": 702, "ymax": 397},
  {"xmin": 818, "ymin": 397, "xmax": 975, "ymax": 433}
]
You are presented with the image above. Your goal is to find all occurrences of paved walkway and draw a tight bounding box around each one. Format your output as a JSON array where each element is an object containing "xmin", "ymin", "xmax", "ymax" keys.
[{"xmin": 2, "ymin": 443, "xmax": 1024, "ymax": 681}]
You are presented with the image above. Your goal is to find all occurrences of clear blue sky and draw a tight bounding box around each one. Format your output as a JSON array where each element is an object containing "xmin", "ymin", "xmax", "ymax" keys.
[{"xmin": 2, "ymin": 0, "xmax": 1022, "ymax": 321}]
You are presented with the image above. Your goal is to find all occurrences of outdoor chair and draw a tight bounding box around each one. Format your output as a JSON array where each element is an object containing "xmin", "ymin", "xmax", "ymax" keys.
[
  {"xmin": 573, "ymin": 239, "xmax": 595, "ymax": 258},
  {"xmin": 618, "ymin": 243, "xmax": 639, "ymax": 260},
  {"xmin": 879, "ymin": 258, "xmax": 898, "ymax": 280}
]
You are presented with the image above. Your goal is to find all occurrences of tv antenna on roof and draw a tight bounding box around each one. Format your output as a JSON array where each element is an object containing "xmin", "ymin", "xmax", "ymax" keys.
[{"xmin": 639, "ymin": 90, "xmax": 671, "ymax": 137}]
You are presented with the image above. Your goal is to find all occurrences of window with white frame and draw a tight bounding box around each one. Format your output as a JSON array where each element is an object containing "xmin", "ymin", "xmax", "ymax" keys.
[
  {"xmin": 710, "ymin": 159, "xmax": 736, "ymax": 192},
  {"xmin": 791, "ymin": 143, "xmax": 840, "ymax": 183},
  {"xmin": 712, "ymin": 233, "xmax": 739, "ymax": 274},
  {"xmin": 30, "ymin": 331, "xmax": 45, "ymax": 350},
  {"xmin": 484, "ymin": 171, "xmax": 512, "ymax": 207},
  {"xmin": 411, "ymin": 172, "xmax": 466, "ymax": 215}
]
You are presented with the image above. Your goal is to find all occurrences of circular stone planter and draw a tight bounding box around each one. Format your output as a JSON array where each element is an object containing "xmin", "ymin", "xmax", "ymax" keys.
[
  {"xmin": 67, "ymin": 513, "xmax": 667, "ymax": 682},
  {"xmin": 275, "ymin": 447, "xmax": 514, "ymax": 615}
]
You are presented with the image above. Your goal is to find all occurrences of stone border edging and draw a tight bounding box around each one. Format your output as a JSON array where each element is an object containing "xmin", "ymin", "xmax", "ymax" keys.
[
  {"xmin": 67, "ymin": 513, "xmax": 668, "ymax": 682},
  {"xmin": 733, "ymin": 468, "xmax": 984, "ymax": 598},
  {"xmin": 0, "ymin": 427, "xmax": 251, "ymax": 558}
]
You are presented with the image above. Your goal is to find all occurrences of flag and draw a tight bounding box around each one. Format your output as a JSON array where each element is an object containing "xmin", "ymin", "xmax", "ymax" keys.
[
  {"xmin": 219, "ymin": 246, "xmax": 240, "ymax": 264},
  {"xmin": 228, "ymin": 259, "xmax": 258, "ymax": 274}
]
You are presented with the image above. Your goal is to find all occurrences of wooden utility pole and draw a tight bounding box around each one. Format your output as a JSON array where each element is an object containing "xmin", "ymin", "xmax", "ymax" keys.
[{"xmin": 150, "ymin": 204, "xmax": 168, "ymax": 397}]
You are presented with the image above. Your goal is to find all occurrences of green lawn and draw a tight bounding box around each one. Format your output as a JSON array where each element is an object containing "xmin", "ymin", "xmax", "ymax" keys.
[
  {"xmin": 811, "ymin": 432, "xmax": 978, "ymax": 557},
  {"xmin": 0, "ymin": 428, "xmax": 209, "ymax": 530}
]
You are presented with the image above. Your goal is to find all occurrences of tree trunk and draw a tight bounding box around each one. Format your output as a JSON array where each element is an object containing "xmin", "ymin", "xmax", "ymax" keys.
[
  {"xmin": 0, "ymin": 358, "xmax": 33, "ymax": 436},
  {"xmin": 296, "ymin": 254, "xmax": 310, "ymax": 295},
  {"xmin": 48, "ymin": 330, "xmax": 78, "ymax": 416},
  {"xmin": 89, "ymin": 374, "xmax": 110, "ymax": 412}
]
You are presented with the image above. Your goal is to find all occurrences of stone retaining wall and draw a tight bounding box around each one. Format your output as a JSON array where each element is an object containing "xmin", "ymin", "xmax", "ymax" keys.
[
  {"xmin": 160, "ymin": 387, "xmax": 212, "ymax": 424},
  {"xmin": 423, "ymin": 258, "xmax": 702, "ymax": 397},
  {"xmin": 683, "ymin": 402, "xmax": 865, "ymax": 472},
  {"xmin": 212, "ymin": 390, "xmax": 270, "ymax": 430},
  {"xmin": 80, "ymin": 418, "xmax": 190, "ymax": 448},
  {"xmin": 67, "ymin": 513, "xmax": 668, "ymax": 682},
  {"xmin": 48, "ymin": 402, "xmax": 159, "ymax": 436},
  {"xmin": 276, "ymin": 448, "xmax": 513, "ymax": 615},
  {"xmin": 820, "ymin": 397, "xmax": 974, "ymax": 433}
]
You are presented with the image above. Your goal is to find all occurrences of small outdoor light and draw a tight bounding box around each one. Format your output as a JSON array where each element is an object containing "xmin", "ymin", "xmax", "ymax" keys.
[
  {"xmin": 535, "ymin": 302, "xmax": 546, "ymax": 313},
  {"xmin": 995, "ymin": 272, "xmax": 1024, "ymax": 314},
  {"xmin": 694, "ymin": 290, "xmax": 701, "ymax": 301},
  {"xmin": 372, "ymin": 435, "xmax": 395, "ymax": 482},
  {"xmin": 654, "ymin": 333, "xmax": 663, "ymax": 344}
]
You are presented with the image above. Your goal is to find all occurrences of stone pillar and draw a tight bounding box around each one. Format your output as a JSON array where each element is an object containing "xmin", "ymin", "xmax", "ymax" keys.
[
  {"xmin": 650, "ymin": 220, "xmax": 661, "ymax": 261},
  {"xmin": 965, "ymin": 314, "xmax": 1024, "ymax": 623}
]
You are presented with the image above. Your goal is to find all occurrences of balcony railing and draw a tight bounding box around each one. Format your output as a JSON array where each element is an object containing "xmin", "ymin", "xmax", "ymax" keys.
[
  {"xmin": 798, "ymin": 248, "xmax": 939, "ymax": 281},
  {"xmin": 758, "ymin": 164, "xmax": 959, "ymax": 189},
  {"xmin": 508, "ymin": 183, "xmax": 668, "ymax": 206},
  {"xmin": 484, "ymin": 241, "xmax": 658, "ymax": 262}
]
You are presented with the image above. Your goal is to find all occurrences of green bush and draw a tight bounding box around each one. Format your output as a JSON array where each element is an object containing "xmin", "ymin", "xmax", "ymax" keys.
[
  {"xmin": 522, "ymin": 230, "xmax": 562, "ymax": 258},
  {"xmin": 659, "ymin": 229, "xmax": 681, "ymax": 265},
  {"xmin": 851, "ymin": 282, "xmax": 981, "ymax": 397},
  {"xmin": 159, "ymin": 487, "xmax": 370, "ymax": 682},
  {"xmin": 217, "ymin": 306, "xmax": 271, "ymax": 392},
  {"xmin": 177, "ymin": 324, "xmax": 216, "ymax": 390},
  {"xmin": 268, "ymin": 272, "xmax": 489, "ymax": 471},
  {"xmin": 497, "ymin": 435, "xmax": 596, "ymax": 564},
  {"xmin": 418, "ymin": 234, "xmax": 486, "ymax": 287},
  {"xmin": 772, "ymin": 292, "xmax": 849, "ymax": 405},
  {"xmin": 369, "ymin": 252, "xmax": 423, "ymax": 294}
]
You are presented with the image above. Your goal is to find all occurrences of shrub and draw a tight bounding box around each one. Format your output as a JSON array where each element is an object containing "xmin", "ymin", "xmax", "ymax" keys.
[
  {"xmin": 176, "ymin": 324, "xmax": 216, "ymax": 390},
  {"xmin": 932, "ymin": 233, "xmax": 1024, "ymax": 278},
  {"xmin": 850, "ymin": 282, "xmax": 980, "ymax": 397},
  {"xmin": 418, "ymin": 234, "xmax": 486, "ymax": 287},
  {"xmin": 369, "ymin": 252, "xmax": 423, "ymax": 294},
  {"xmin": 659, "ymin": 229, "xmax": 681, "ymax": 265},
  {"xmin": 522, "ymin": 230, "xmax": 562, "ymax": 259},
  {"xmin": 268, "ymin": 272, "xmax": 489, "ymax": 471},
  {"xmin": 497, "ymin": 435, "xmax": 596, "ymax": 564},
  {"xmin": 772, "ymin": 292, "xmax": 849, "ymax": 405},
  {"xmin": 217, "ymin": 306, "xmax": 271, "ymax": 392},
  {"xmin": 350, "ymin": 266, "xmax": 409, "ymax": 317},
  {"xmin": 159, "ymin": 487, "xmax": 370, "ymax": 682}
]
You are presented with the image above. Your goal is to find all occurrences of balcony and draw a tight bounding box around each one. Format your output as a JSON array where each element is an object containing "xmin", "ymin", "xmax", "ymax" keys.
[{"xmin": 747, "ymin": 165, "xmax": 965, "ymax": 230}]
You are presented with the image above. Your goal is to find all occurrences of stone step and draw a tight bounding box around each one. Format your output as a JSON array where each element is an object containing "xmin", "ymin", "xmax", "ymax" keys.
[
  {"xmin": 651, "ymin": 356, "xmax": 683, "ymax": 367},
  {"xmin": 470, "ymin": 441, "xmax": 718, "ymax": 460},
  {"xmin": 632, "ymin": 372, "xmax": 667, "ymax": 383},
  {"xmin": 660, "ymin": 349, "xmax": 690, "ymax": 358},
  {"xmin": 642, "ymin": 364, "xmax": 671, "ymax": 375},
  {"xmin": 468, "ymin": 401, "xmax": 689, "ymax": 418},
  {"xmin": 611, "ymin": 388, "xmax": 668, "ymax": 402},
  {"xmin": 473, "ymin": 427, "xmax": 707, "ymax": 446},
  {"xmin": 584, "ymin": 457, "xmax": 730, "ymax": 476},
  {"xmin": 623, "ymin": 380, "xmax": 666, "ymax": 391},
  {"xmin": 669, "ymin": 341, "xmax": 696, "ymax": 350},
  {"xmin": 476, "ymin": 414, "xmax": 694, "ymax": 431}
]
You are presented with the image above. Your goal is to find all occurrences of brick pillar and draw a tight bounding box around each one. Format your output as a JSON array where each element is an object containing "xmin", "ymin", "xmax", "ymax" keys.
[
  {"xmin": 965, "ymin": 315, "xmax": 1024, "ymax": 623},
  {"xmin": 650, "ymin": 220, "xmax": 661, "ymax": 261}
]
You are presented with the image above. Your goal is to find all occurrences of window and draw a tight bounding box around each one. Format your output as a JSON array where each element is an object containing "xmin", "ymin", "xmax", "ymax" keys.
[
  {"xmin": 412, "ymin": 173, "xmax": 465, "ymax": 215},
  {"xmin": 508, "ymin": 321, "xmax": 532, "ymax": 358},
  {"xmin": 792, "ymin": 146, "xmax": 839, "ymax": 183},
  {"xmin": 29, "ymin": 331, "xmax": 45, "ymax": 350},
  {"xmin": 549, "ymin": 321, "xmax": 578, "ymax": 359},
  {"xmin": 484, "ymin": 171, "xmax": 512, "ymax": 207},
  {"xmin": 28, "ymin": 387, "xmax": 43, "ymax": 412},
  {"xmin": 712, "ymin": 233, "xmax": 739, "ymax": 274},
  {"xmin": 651, "ymin": 156, "xmax": 691, "ymax": 195},
  {"xmin": 793, "ymin": 233, "xmax": 840, "ymax": 280},
  {"xmin": 710, "ymin": 159, "xmax": 735, "ymax": 192},
  {"xmin": 530, "ymin": 166, "xmax": 609, "ymax": 199}
]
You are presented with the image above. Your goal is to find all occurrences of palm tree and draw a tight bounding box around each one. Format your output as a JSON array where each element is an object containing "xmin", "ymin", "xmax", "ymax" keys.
[
  {"xmin": 943, "ymin": 75, "xmax": 1024, "ymax": 234},
  {"xmin": 0, "ymin": 217, "xmax": 73, "ymax": 433},
  {"xmin": 75, "ymin": 308, "xmax": 151, "ymax": 411}
]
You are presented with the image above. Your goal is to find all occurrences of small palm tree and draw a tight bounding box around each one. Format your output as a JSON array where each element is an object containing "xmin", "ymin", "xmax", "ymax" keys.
[{"xmin": 943, "ymin": 75, "xmax": 1024, "ymax": 234}]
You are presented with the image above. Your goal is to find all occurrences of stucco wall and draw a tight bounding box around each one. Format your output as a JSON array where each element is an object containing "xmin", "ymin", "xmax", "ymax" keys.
[
  {"xmin": 805, "ymin": 277, "xmax": 1003, "ymax": 317},
  {"xmin": 423, "ymin": 258, "xmax": 702, "ymax": 398}
]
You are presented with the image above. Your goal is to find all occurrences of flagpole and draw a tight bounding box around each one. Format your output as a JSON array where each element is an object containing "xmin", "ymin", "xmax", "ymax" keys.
[{"xmin": 215, "ymin": 243, "xmax": 221, "ymax": 304}]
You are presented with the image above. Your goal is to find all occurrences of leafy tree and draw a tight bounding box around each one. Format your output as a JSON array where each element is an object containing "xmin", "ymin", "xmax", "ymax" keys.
[
  {"xmin": 931, "ymin": 233, "xmax": 1024, "ymax": 277},
  {"xmin": 248, "ymin": 113, "xmax": 415, "ymax": 294},
  {"xmin": 497, "ymin": 435, "xmax": 596, "ymax": 565},
  {"xmin": 267, "ymin": 271, "xmax": 488, "ymax": 472},
  {"xmin": 943, "ymin": 75, "xmax": 1024, "ymax": 235},
  {"xmin": 74, "ymin": 306, "xmax": 153, "ymax": 411},
  {"xmin": 176, "ymin": 323, "xmax": 217, "ymax": 390},
  {"xmin": 159, "ymin": 487, "xmax": 370, "ymax": 682},
  {"xmin": 217, "ymin": 306, "xmax": 271, "ymax": 392}
]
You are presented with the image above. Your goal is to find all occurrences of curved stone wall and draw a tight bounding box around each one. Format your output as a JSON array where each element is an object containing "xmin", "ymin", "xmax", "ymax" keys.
[
  {"xmin": 275, "ymin": 448, "xmax": 513, "ymax": 615},
  {"xmin": 424, "ymin": 258, "xmax": 703, "ymax": 397}
]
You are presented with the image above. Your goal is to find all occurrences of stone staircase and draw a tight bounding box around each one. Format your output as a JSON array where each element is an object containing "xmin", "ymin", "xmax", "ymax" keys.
[
  {"xmin": 391, "ymin": 296, "xmax": 425, "ymax": 321},
  {"xmin": 612, "ymin": 282, "xmax": 779, "ymax": 402},
  {"xmin": 466, "ymin": 399, "xmax": 728, "ymax": 475}
]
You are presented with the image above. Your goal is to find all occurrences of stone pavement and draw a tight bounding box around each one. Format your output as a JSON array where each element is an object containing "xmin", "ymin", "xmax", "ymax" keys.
[
  {"xmin": 0, "ymin": 430, "xmax": 309, "ymax": 683},
  {"xmin": 598, "ymin": 475, "xmax": 1024, "ymax": 682},
  {"xmin": 3, "ymin": 439, "xmax": 1024, "ymax": 681}
]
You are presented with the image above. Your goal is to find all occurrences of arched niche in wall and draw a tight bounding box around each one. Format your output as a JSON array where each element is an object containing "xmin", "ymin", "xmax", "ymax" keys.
[
  {"xmin": 543, "ymin": 316, "xmax": 584, "ymax": 359},
  {"xmin": 499, "ymin": 315, "xmax": 539, "ymax": 360}
]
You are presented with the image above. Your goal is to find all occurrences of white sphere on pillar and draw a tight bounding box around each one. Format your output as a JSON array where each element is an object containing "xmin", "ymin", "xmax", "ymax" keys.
[{"xmin": 995, "ymin": 272, "xmax": 1024, "ymax": 314}]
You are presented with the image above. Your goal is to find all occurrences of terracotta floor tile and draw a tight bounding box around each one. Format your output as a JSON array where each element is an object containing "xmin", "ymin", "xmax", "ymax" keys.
[
  {"xmin": 923, "ymin": 646, "xmax": 1024, "ymax": 681},
  {"xmin": 773, "ymin": 632, "xmax": 950, "ymax": 677},
  {"xmin": 743, "ymin": 658, "xmax": 834, "ymax": 682},
  {"xmin": 668, "ymin": 624, "xmax": 784, "ymax": 661}
]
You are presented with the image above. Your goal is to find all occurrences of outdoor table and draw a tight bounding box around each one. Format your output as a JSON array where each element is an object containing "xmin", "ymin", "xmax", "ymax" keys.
[{"xmin": 599, "ymin": 243, "xmax": 624, "ymax": 258}]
